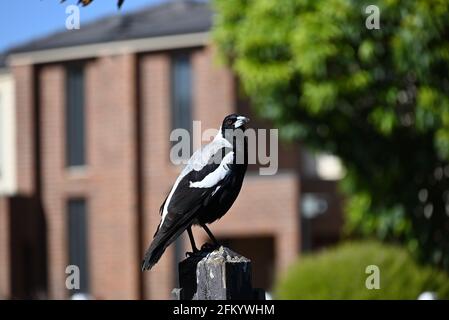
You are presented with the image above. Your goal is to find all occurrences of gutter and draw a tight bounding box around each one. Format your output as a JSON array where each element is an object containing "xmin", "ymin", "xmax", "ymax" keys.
[{"xmin": 7, "ymin": 31, "xmax": 209, "ymax": 66}]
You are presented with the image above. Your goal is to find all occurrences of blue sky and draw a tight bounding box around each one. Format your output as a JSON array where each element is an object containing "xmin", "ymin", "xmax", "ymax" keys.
[{"xmin": 0, "ymin": 0, "xmax": 163, "ymax": 52}]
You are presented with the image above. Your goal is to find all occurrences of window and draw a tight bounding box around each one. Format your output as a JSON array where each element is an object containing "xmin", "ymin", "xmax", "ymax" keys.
[
  {"xmin": 171, "ymin": 54, "xmax": 192, "ymax": 134},
  {"xmin": 66, "ymin": 65, "xmax": 86, "ymax": 167},
  {"xmin": 67, "ymin": 198, "xmax": 89, "ymax": 294}
]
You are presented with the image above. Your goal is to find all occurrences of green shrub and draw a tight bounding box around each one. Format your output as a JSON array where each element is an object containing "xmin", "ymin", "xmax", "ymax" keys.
[{"xmin": 275, "ymin": 241, "xmax": 449, "ymax": 299}]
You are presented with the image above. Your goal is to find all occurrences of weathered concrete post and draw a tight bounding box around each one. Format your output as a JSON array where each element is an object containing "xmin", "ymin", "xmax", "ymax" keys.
[{"xmin": 172, "ymin": 246, "xmax": 265, "ymax": 300}]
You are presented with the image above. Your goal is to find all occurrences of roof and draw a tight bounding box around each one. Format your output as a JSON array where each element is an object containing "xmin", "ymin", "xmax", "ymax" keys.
[{"xmin": 10, "ymin": 0, "xmax": 212, "ymax": 54}]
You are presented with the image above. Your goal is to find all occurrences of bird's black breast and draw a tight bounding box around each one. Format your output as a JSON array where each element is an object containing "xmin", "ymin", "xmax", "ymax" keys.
[{"xmin": 195, "ymin": 163, "xmax": 247, "ymax": 225}]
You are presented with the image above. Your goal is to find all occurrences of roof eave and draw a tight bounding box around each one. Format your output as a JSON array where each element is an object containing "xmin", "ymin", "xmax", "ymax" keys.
[{"xmin": 8, "ymin": 31, "xmax": 209, "ymax": 66}]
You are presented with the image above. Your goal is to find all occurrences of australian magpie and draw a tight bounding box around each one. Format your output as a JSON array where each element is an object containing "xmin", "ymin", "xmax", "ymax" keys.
[{"xmin": 142, "ymin": 114, "xmax": 250, "ymax": 270}]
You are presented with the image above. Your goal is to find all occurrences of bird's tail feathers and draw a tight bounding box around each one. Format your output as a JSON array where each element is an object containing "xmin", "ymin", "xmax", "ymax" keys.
[
  {"xmin": 141, "ymin": 240, "xmax": 167, "ymax": 271},
  {"xmin": 141, "ymin": 218, "xmax": 191, "ymax": 271}
]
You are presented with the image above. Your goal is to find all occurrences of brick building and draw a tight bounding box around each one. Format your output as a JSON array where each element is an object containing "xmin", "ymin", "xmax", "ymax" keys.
[{"xmin": 0, "ymin": 1, "xmax": 343, "ymax": 300}]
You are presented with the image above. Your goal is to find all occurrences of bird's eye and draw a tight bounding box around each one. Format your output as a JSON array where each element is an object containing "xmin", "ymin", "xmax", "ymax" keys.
[{"xmin": 226, "ymin": 119, "xmax": 233, "ymax": 125}]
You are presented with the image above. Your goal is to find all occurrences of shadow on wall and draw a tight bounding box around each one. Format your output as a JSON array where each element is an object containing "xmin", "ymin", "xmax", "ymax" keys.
[{"xmin": 8, "ymin": 196, "xmax": 48, "ymax": 299}]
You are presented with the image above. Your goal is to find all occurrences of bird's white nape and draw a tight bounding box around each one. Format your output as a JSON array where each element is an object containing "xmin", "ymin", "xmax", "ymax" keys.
[{"xmin": 214, "ymin": 126, "xmax": 224, "ymax": 140}]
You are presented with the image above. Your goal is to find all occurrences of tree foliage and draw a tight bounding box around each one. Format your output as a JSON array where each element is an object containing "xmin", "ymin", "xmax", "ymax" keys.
[{"xmin": 213, "ymin": 0, "xmax": 449, "ymax": 269}]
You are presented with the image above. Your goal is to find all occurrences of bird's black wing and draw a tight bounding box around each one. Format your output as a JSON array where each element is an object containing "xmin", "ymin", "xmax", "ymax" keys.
[
  {"xmin": 142, "ymin": 146, "xmax": 232, "ymax": 270},
  {"xmin": 152, "ymin": 193, "xmax": 169, "ymax": 237}
]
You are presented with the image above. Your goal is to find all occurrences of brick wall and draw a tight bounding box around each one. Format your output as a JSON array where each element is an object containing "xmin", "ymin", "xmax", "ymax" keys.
[
  {"xmin": 0, "ymin": 198, "xmax": 9, "ymax": 299},
  {"xmin": 85, "ymin": 54, "xmax": 139, "ymax": 300},
  {"xmin": 37, "ymin": 55, "xmax": 139, "ymax": 299},
  {"xmin": 140, "ymin": 52, "xmax": 176, "ymax": 300},
  {"xmin": 192, "ymin": 45, "xmax": 234, "ymax": 137},
  {"xmin": 39, "ymin": 64, "xmax": 66, "ymax": 299},
  {"xmin": 13, "ymin": 65, "xmax": 36, "ymax": 195}
]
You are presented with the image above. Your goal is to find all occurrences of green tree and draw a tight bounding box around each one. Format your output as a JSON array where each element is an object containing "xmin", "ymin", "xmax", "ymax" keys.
[{"xmin": 213, "ymin": 0, "xmax": 449, "ymax": 269}]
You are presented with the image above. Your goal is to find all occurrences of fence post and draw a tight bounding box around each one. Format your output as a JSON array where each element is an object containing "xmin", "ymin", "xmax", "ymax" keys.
[{"xmin": 172, "ymin": 246, "xmax": 265, "ymax": 300}]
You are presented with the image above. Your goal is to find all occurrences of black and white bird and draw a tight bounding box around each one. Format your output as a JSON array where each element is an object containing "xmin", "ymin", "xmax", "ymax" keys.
[{"xmin": 142, "ymin": 114, "xmax": 250, "ymax": 270}]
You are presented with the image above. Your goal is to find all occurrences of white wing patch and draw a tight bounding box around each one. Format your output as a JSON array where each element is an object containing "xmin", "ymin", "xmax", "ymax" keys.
[{"xmin": 189, "ymin": 152, "xmax": 234, "ymax": 189}]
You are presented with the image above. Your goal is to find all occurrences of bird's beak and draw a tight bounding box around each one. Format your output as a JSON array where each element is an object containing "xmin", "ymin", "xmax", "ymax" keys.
[{"xmin": 234, "ymin": 116, "xmax": 250, "ymax": 128}]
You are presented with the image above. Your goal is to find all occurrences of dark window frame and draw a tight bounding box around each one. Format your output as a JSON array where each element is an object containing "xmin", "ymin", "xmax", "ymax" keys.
[
  {"xmin": 67, "ymin": 198, "xmax": 89, "ymax": 295},
  {"xmin": 170, "ymin": 52, "xmax": 193, "ymax": 271},
  {"xmin": 170, "ymin": 52, "xmax": 193, "ymax": 136},
  {"xmin": 65, "ymin": 63, "xmax": 86, "ymax": 167}
]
